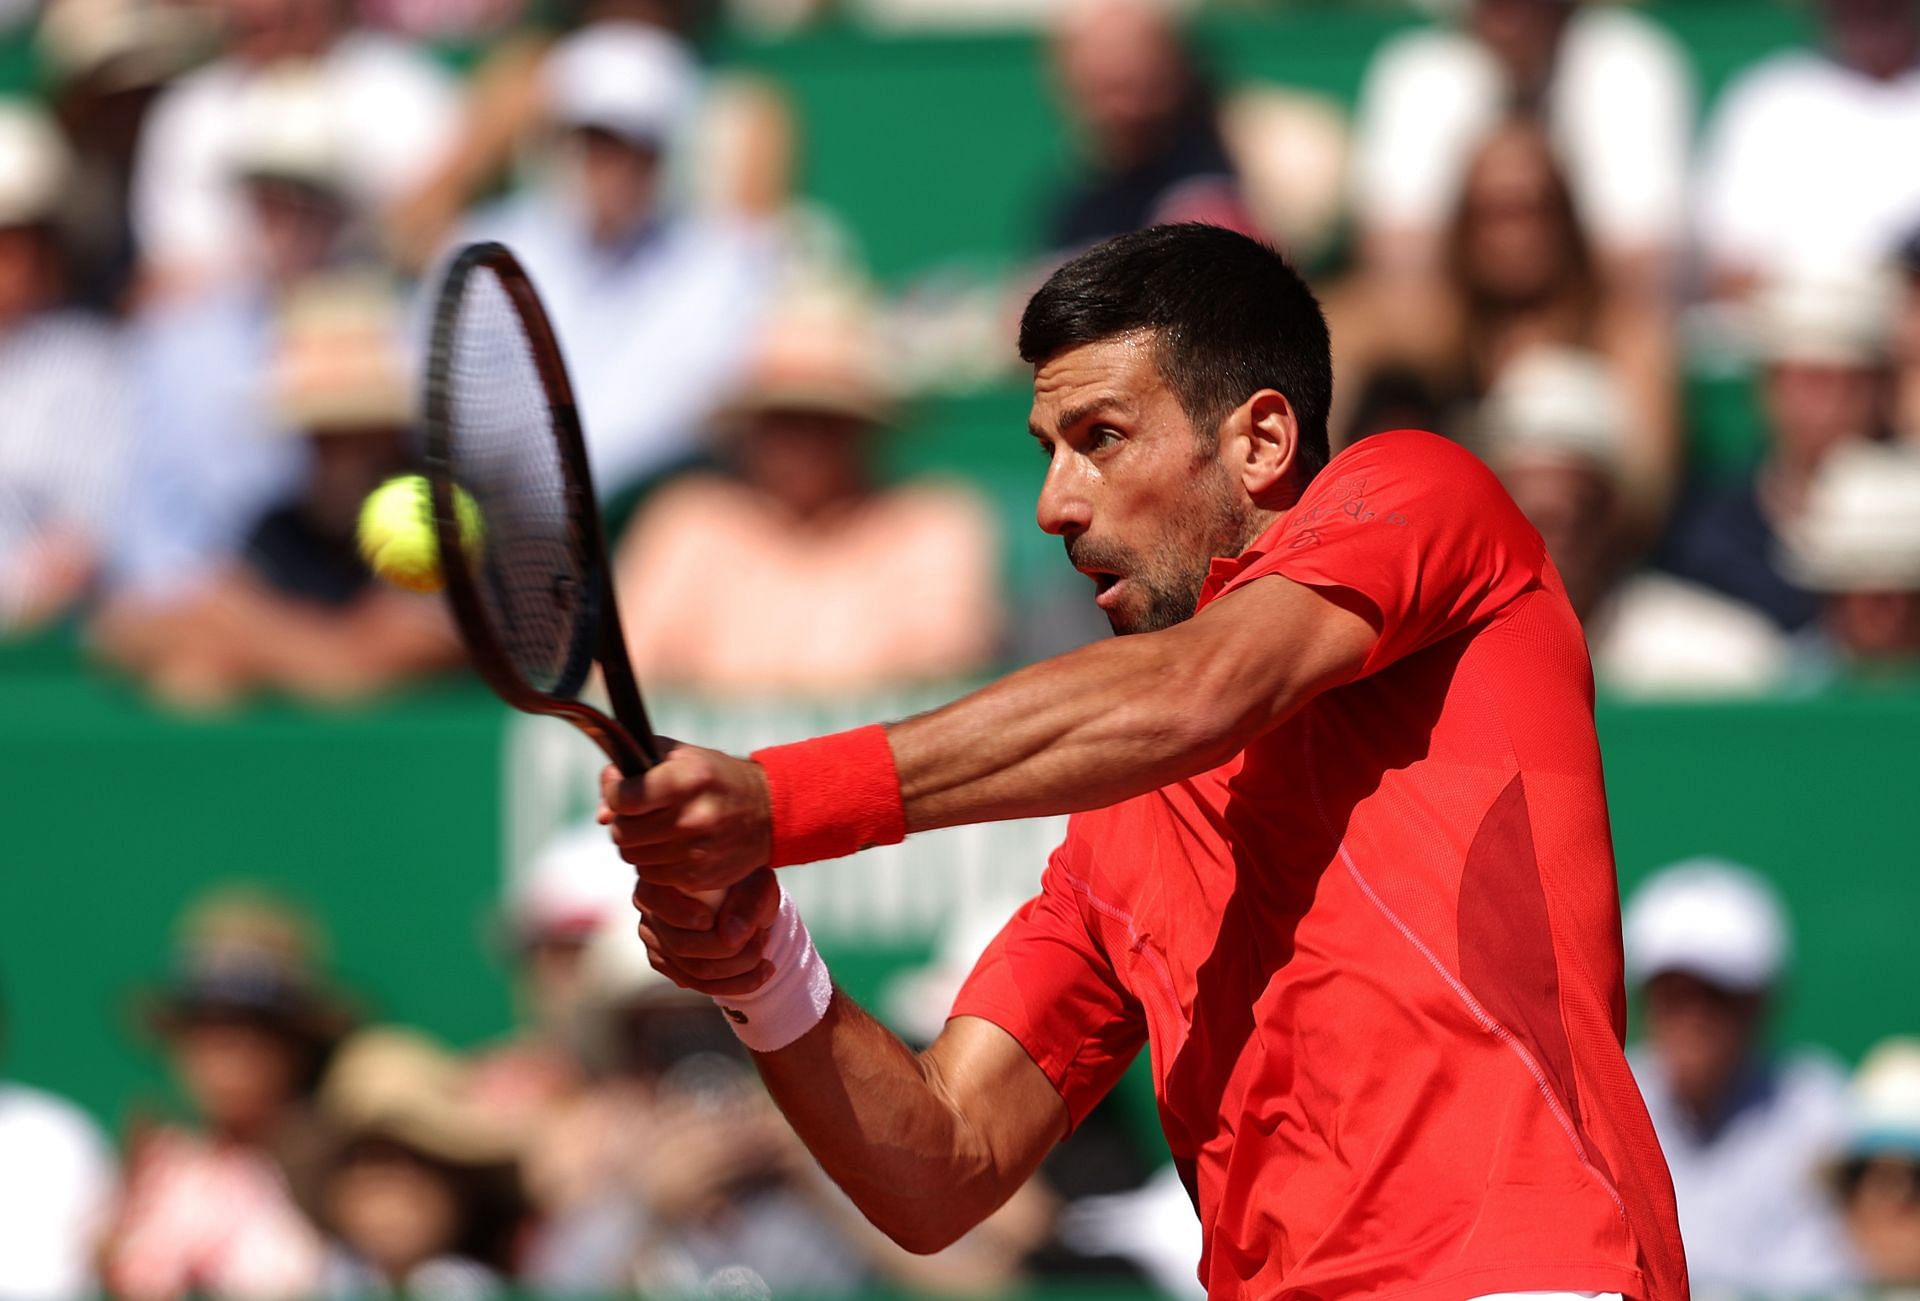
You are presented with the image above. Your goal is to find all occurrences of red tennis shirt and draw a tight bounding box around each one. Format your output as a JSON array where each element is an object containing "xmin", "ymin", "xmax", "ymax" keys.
[{"xmin": 952, "ymin": 430, "xmax": 1688, "ymax": 1300}]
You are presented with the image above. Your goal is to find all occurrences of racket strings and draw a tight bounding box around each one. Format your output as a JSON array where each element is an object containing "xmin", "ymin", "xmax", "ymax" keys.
[{"xmin": 442, "ymin": 267, "xmax": 596, "ymax": 697}]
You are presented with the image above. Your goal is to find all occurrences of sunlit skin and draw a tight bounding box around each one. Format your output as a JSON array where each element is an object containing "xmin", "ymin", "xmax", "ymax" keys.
[
  {"xmin": 1029, "ymin": 332, "xmax": 1269, "ymax": 635},
  {"xmin": 1641, "ymin": 971, "xmax": 1765, "ymax": 1129},
  {"xmin": 172, "ymin": 1019, "xmax": 305, "ymax": 1143},
  {"xmin": 325, "ymin": 1141, "xmax": 462, "ymax": 1281}
]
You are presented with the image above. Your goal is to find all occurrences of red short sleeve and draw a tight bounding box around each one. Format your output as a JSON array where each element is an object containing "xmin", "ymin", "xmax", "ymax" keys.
[
  {"xmin": 1208, "ymin": 429, "xmax": 1547, "ymax": 675},
  {"xmin": 949, "ymin": 849, "xmax": 1146, "ymax": 1130}
]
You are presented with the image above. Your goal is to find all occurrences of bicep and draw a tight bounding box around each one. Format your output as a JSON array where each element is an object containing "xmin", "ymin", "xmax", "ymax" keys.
[
  {"xmin": 921, "ymin": 1015, "xmax": 1070, "ymax": 1184},
  {"xmin": 1176, "ymin": 573, "xmax": 1380, "ymax": 745}
]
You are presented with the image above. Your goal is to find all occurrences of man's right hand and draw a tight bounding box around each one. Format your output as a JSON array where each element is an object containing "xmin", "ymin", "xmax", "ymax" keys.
[{"xmin": 631, "ymin": 867, "xmax": 783, "ymax": 998}]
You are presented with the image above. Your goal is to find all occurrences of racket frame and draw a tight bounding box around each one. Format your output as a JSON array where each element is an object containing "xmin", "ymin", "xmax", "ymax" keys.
[{"xmin": 424, "ymin": 240, "xmax": 662, "ymax": 777}]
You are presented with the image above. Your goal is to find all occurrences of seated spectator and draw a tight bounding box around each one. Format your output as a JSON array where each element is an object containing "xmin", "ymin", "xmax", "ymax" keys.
[
  {"xmin": 1659, "ymin": 267, "xmax": 1898, "ymax": 633},
  {"xmin": 106, "ymin": 888, "xmax": 350, "ymax": 1300},
  {"xmin": 461, "ymin": 23, "xmax": 776, "ymax": 498},
  {"xmin": 1623, "ymin": 860, "xmax": 1856, "ymax": 1293},
  {"xmin": 1040, "ymin": 0, "xmax": 1255, "ymax": 255},
  {"xmin": 1897, "ymin": 227, "xmax": 1920, "ymax": 440},
  {"xmin": 615, "ymin": 289, "xmax": 1002, "ymax": 694},
  {"xmin": 0, "ymin": 100, "xmax": 134, "ymax": 634},
  {"xmin": 308, "ymin": 1029, "xmax": 522, "ymax": 1298},
  {"xmin": 1696, "ymin": 0, "xmax": 1920, "ymax": 298},
  {"xmin": 98, "ymin": 71, "xmax": 366, "ymax": 610},
  {"xmin": 1350, "ymin": 0, "xmax": 1691, "ymax": 285},
  {"xmin": 94, "ymin": 272, "xmax": 462, "ymax": 710},
  {"xmin": 1833, "ymin": 1039, "xmax": 1920, "ymax": 1287},
  {"xmin": 1781, "ymin": 441, "xmax": 1920, "ymax": 679},
  {"xmin": 1329, "ymin": 120, "xmax": 1677, "ymax": 523},
  {"xmin": 1477, "ymin": 347, "xmax": 1787, "ymax": 695},
  {"xmin": 129, "ymin": 0, "xmax": 457, "ymax": 297},
  {"xmin": 0, "ymin": 975, "xmax": 116, "ymax": 1300},
  {"xmin": 522, "ymin": 908, "xmax": 871, "ymax": 1295},
  {"xmin": 468, "ymin": 824, "xmax": 635, "ymax": 1142}
]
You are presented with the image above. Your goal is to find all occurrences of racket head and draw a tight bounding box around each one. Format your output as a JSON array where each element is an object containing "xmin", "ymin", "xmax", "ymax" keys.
[{"xmin": 423, "ymin": 241, "xmax": 657, "ymax": 774}]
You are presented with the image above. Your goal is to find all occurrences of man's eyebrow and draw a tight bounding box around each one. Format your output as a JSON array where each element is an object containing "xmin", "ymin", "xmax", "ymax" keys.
[{"xmin": 1031, "ymin": 397, "xmax": 1130, "ymax": 440}]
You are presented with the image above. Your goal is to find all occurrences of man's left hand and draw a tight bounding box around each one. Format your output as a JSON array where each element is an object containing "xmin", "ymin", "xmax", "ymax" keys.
[{"xmin": 600, "ymin": 743, "xmax": 772, "ymax": 892}]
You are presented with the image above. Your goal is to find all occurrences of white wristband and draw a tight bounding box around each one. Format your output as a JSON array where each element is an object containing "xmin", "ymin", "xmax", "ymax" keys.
[{"xmin": 712, "ymin": 883, "xmax": 832, "ymax": 1053}]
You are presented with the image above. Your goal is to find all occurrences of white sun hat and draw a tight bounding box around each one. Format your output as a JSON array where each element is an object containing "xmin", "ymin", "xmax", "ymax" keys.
[
  {"xmin": 1782, "ymin": 441, "xmax": 1920, "ymax": 593},
  {"xmin": 1622, "ymin": 858, "xmax": 1790, "ymax": 993},
  {"xmin": 1477, "ymin": 346, "xmax": 1631, "ymax": 480},
  {"xmin": 544, "ymin": 23, "xmax": 701, "ymax": 152}
]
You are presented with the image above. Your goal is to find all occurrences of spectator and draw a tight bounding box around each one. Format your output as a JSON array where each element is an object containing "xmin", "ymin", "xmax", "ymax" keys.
[
  {"xmin": 1329, "ymin": 120, "xmax": 1677, "ymax": 522},
  {"xmin": 1659, "ymin": 266, "xmax": 1898, "ymax": 633},
  {"xmin": 0, "ymin": 977, "xmax": 116, "ymax": 1301},
  {"xmin": 461, "ymin": 23, "xmax": 776, "ymax": 499},
  {"xmin": 615, "ymin": 288, "xmax": 1001, "ymax": 693},
  {"xmin": 1042, "ymin": 0, "xmax": 1254, "ymax": 255},
  {"xmin": 469, "ymin": 824, "xmax": 635, "ymax": 1142},
  {"xmin": 522, "ymin": 908, "xmax": 871, "ymax": 1295},
  {"xmin": 98, "ymin": 70, "xmax": 365, "ymax": 610},
  {"xmin": 1477, "ymin": 346, "xmax": 1786, "ymax": 695},
  {"xmin": 106, "ymin": 888, "xmax": 349, "ymax": 1300},
  {"xmin": 1696, "ymin": 0, "xmax": 1920, "ymax": 298},
  {"xmin": 1781, "ymin": 441, "xmax": 1920, "ymax": 677},
  {"xmin": 1896, "ymin": 228, "xmax": 1920, "ymax": 439},
  {"xmin": 1350, "ymin": 0, "xmax": 1691, "ymax": 285},
  {"xmin": 308, "ymin": 1029, "xmax": 522, "ymax": 1298},
  {"xmin": 0, "ymin": 100, "xmax": 135, "ymax": 634},
  {"xmin": 129, "ymin": 0, "xmax": 457, "ymax": 296},
  {"xmin": 94, "ymin": 272, "xmax": 462, "ymax": 710},
  {"xmin": 1833, "ymin": 1039, "xmax": 1920, "ymax": 1287},
  {"xmin": 1624, "ymin": 859, "xmax": 1856, "ymax": 1293}
]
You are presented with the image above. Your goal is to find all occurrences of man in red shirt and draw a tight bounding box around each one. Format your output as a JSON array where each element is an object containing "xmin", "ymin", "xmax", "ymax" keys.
[{"xmin": 602, "ymin": 224, "xmax": 1689, "ymax": 1300}]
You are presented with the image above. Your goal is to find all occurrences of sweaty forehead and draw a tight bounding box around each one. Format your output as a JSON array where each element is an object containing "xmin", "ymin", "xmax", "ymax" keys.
[{"xmin": 1028, "ymin": 332, "xmax": 1165, "ymax": 436}]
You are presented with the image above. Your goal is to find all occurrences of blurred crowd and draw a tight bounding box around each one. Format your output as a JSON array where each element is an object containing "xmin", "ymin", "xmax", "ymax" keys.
[
  {"xmin": 3, "ymin": 0, "xmax": 1920, "ymax": 705},
  {"xmin": 4, "ymin": 0, "xmax": 1920, "ymax": 1295},
  {"xmin": 5, "ymin": 851, "xmax": 1920, "ymax": 1298}
]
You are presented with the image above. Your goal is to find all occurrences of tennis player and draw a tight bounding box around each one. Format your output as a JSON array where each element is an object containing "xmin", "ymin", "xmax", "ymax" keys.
[{"xmin": 602, "ymin": 224, "xmax": 1689, "ymax": 1300}]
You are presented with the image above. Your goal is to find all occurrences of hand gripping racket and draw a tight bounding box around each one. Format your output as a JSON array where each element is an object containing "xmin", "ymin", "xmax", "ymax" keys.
[{"xmin": 423, "ymin": 241, "xmax": 721, "ymax": 905}]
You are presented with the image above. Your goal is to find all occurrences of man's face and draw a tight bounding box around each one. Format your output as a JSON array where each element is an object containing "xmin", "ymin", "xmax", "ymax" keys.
[
  {"xmin": 1765, "ymin": 359, "xmax": 1885, "ymax": 470},
  {"xmin": 1028, "ymin": 334, "xmax": 1259, "ymax": 635},
  {"xmin": 1498, "ymin": 453, "xmax": 1616, "ymax": 612},
  {"xmin": 1642, "ymin": 970, "xmax": 1765, "ymax": 1115}
]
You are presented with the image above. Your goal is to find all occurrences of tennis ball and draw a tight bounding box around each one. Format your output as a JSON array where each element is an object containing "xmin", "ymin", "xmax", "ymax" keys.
[{"xmin": 357, "ymin": 475, "xmax": 482, "ymax": 594}]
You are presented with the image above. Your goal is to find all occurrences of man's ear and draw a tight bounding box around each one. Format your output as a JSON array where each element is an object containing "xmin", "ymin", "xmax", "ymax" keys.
[{"xmin": 1225, "ymin": 389, "xmax": 1299, "ymax": 504}]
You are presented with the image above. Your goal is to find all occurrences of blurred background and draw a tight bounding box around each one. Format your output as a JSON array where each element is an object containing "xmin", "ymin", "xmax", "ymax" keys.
[{"xmin": 3, "ymin": 0, "xmax": 1920, "ymax": 1296}]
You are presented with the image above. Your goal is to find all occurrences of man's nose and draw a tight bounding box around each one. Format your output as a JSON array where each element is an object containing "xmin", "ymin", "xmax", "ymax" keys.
[{"xmin": 1036, "ymin": 460, "xmax": 1092, "ymax": 538}]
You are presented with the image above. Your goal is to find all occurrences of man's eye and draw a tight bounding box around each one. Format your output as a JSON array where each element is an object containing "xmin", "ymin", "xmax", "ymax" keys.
[{"xmin": 1090, "ymin": 427, "xmax": 1123, "ymax": 451}]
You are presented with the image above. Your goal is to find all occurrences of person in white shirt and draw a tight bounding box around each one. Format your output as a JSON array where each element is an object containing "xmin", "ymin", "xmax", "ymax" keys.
[
  {"xmin": 129, "ymin": 0, "xmax": 457, "ymax": 295},
  {"xmin": 1624, "ymin": 860, "xmax": 1859, "ymax": 1293},
  {"xmin": 460, "ymin": 23, "xmax": 775, "ymax": 499},
  {"xmin": 1350, "ymin": 0, "xmax": 1692, "ymax": 284},
  {"xmin": 1696, "ymin": 0, "xmax": 1920, "ymax": 298},
  {"xmin": 0, "ymin": 987, "xmax": 116, "ymax": 1301}
]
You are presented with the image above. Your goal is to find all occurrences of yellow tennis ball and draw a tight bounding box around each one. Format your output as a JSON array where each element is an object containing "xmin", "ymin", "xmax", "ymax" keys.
[{"xmin": 357, "ymin": 475, "xmax": 482, "ymax": 594}]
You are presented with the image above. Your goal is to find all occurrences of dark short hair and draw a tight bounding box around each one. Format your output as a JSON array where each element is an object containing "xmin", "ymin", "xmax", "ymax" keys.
[{"xmin": 1019, "ymin": 223, "xmax": 1332, "ymax": 483}]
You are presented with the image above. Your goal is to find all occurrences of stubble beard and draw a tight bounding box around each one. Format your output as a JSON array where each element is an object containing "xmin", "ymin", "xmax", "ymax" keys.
[{"xmin": 1075, "ymin": 466, "xmax": 1264, "ymax": 636}]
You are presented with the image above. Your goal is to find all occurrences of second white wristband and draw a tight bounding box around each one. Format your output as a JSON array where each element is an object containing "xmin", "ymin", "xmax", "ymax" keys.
[{"xmin": 711, "ymin": 882, "xmax": 832, "ymax": 1053}]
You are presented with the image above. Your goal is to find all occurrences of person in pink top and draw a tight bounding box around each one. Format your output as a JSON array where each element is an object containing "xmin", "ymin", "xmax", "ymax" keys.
[{"xmin": 614, "ymin": 290, "xmax": 1002, "ymax": 695}]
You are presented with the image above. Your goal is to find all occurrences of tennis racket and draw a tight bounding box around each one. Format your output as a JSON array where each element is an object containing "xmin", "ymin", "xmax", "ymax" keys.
[{"xmin": 422, "ymin": 240, "xmax": 721, "ymax": 904}]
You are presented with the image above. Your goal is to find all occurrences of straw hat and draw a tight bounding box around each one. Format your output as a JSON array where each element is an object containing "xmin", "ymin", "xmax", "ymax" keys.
[
  {"xmin": 1781, "ymin": 442, "xmax": 1920, "ymax": 593},
  {"xmin": 267, "ymin": 272, "xmax": 414, "ymax": 435},
  {"xmin": 0, "ymin": 101, "xmax": 72, "ymax": 229},
  {"xmin": 230, "ymin": 65, "xmax": 347, "ymax": 195},
  {"xmin": 1477, "ymin": 346, "xmax": 1630, "ymax": 480},
  {"xmin": 720, "ymin": 287, "xmax": 896, "ymax": 430},
  {"xmin": 143, "ymin": 886, "xmax": 354, "ymax": 1047},
  {"xmin": 318, "ymin": 1028, "xmax": 519, "ymax": 1169},
  {"xmin": 1750, "ymin": 264, "xmax": 1899, "ymax": 368},
  {"xmin": 1841, "ymin": 1038, "xmax": 1920, "ymax": 1163}
]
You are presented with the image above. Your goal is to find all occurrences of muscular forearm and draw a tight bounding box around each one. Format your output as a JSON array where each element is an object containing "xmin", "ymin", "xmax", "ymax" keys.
[{"xmin": 753, "ymin": 997, "xmax": 1063, "ymax": 1254}]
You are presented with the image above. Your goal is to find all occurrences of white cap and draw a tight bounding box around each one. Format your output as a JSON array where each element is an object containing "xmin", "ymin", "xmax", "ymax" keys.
[
  {"xmin": 1622, "ymin": 858, "xmax": 1789, "ymax": 992},
  {"xmin": 229, "ymin": 65, "xmax": 344, "ymax": 191},
  {"xmin": 1844, "ymin": 1038, "xmax": 1920, "ymax": 1160},
  {"xmin": 0, "ymin": 100, "xmax": 72, "ymax": 228},
  {"xmin": 1750, "ymin": 264, "xmax": 1898, "ymax": 367},
  {"xmin": 1782, "ymin": 441, "xmax": 1920, "ymax": 593},
  {"xmin": 504, "ymin": 823, "xmax": 633, "ymax": 945},
  {"xmin": 1477, "ymin": 346, "xmax": 1630, "ymax": 480},
  {"xmin": 544, "ymin": 23, "xmax": 700, "ymax": 151}
]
